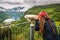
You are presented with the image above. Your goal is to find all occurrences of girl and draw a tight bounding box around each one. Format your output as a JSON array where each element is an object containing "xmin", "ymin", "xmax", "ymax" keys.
[{"xmin": 35, "ymin": 11, "xmax": 59, "ymax": 40}]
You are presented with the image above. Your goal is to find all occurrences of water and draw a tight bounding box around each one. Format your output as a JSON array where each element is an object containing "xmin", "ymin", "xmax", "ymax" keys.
[{"xmin": 5, "ymin": 11, "xmax": 24, "ymax": 20}]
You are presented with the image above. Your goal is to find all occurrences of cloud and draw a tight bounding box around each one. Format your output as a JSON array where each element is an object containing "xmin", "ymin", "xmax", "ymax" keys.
[
  {"xmin": 0, "ymin": 0, "xmax": 33, "ymax": 11},
  {"xmin": 21, "ymin": 0, "xmax": 60, "ymax": 11},
  {"xmin": 0, "ymin": 0, "xmax": 60, "ymax": 11},
  {"xmin": 24, "ymin": 0, "xmax": 60, "ymax": 6},
  {"xmin": 0, "ymin": 0, "xmax": 19, "ymax": 2},
  {"xmin": 1, "ymin": 0, "xmax": 60, "ymax": 6}
]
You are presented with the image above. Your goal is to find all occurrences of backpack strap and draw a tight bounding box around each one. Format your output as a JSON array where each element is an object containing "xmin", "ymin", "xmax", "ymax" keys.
[{"xmin": 48, "ymin": 20, "xmax": 56, "ymax": 34}]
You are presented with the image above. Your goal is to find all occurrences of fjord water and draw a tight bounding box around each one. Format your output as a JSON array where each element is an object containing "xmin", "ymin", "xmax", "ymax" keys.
[{"xmin": 5, "ymin": 11, "xmax": 24, "ymax": 20}]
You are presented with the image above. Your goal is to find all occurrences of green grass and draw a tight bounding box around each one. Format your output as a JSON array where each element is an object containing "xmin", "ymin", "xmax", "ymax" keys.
[{"xmin": 55, "ymin": 22, "xmax": 60, "ymax": 26}]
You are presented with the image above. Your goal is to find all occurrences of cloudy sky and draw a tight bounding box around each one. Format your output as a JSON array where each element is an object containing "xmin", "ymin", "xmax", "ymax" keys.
[{"xmin": 0, "ymin": 0, "xmax": 60, "ymax": 11}]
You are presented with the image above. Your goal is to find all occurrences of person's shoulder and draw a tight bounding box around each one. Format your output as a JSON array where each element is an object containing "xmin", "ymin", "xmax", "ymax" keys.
[
  {"xmin": 45, "ymin": 19, "xmax": 54, "ymax": 22},
  {"xmin": 50, "ymin": 19, "xmax": 54, "ymax": 22}
]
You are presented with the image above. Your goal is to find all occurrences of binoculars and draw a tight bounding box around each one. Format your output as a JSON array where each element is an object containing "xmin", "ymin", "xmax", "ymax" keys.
[{"xmin": 24, "ymin": 15, "xmax": 37, "ymax": 22}]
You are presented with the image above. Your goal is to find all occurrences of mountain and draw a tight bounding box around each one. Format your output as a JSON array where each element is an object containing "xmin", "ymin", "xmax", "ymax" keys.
[
  {"xmin": 0, "ymin": 7, "xmax": 24, "ymax": 12},
  {"xmin": 7, "ymin": 7, "xmax": 24, "ymax": 12},
  {"xmin": 0, "ymin": 7, "xmax": 25, "ymax": 22},
  {"xmin": 0, "ymin": 7, "xmax": 7, "ymax": 11},
  {"xmin": 0, "ymin": 7, "xmax": 4, "ymax": 9},
  {"xmin": 25, "ymin": 4, "xmax": 60, "ymax": 21},
  {"xmin": 12, "ymin": 7, "xmax": 24, "ymax": 10}
]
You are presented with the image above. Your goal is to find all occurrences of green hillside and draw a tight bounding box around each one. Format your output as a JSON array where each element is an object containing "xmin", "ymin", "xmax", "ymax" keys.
[
  {"xmin": 25, "ymin": 4, "xmax": 60, "ymax": 22},
  {"xmin": 0, "ymin": 11, "xmax": 10, "ymax": 22}
]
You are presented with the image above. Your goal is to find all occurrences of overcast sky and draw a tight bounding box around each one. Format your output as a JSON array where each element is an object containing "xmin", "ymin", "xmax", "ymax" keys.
[
  {"xmin": 0, "ymin": 0, "xmax": 23, "ymax": 2},
  {"xmin": 0, "ymin": 0, "xmax": 60, "ymax": 11}
]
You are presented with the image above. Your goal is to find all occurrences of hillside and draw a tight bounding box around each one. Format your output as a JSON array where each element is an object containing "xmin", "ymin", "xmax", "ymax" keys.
[
  {"xmin": 0, "ymin": 11, "xmax": 10, "ymax": 22},
  {"xmin": 25, "ymin": 4, "xmax": 60, "ymax": 21}
]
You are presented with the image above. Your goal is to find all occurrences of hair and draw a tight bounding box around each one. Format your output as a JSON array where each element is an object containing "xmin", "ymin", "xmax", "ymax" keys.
[{"xmin": 38, "ymin": 11, "xmax": 50, "ymax": 35}]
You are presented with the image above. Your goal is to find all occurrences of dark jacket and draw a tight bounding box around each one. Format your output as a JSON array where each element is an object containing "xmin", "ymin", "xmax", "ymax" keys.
[
  {"xmin": 43, "ymin": 20, "xmax": 59, "ymax": 40},
  {"xmin": 35, "ymin": 20, "xmax": 59, "ymax": 40}
]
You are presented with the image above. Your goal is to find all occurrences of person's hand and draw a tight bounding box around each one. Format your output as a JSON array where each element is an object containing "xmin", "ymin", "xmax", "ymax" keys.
[
  {"xmin": 34, "ymin": 16, "xmax": 39, "ymax": 20},
  {"xmin": 39, "ymin": 16, "xmax": 45, "ymax": 23}
]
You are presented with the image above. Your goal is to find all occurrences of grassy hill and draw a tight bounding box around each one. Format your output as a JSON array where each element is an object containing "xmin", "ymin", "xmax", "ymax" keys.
[{"xmin": 25, "ymin": 4, "xmax": 60, "ymax": 22}]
